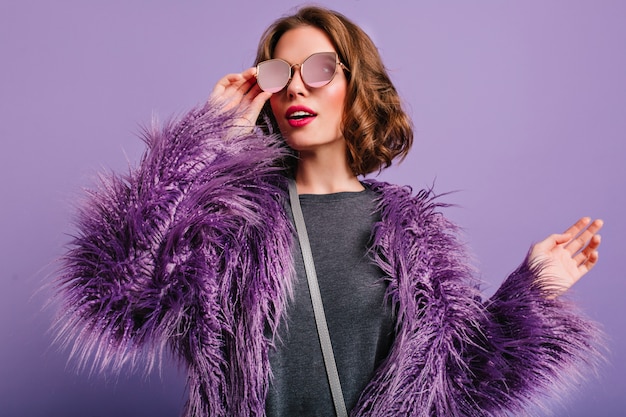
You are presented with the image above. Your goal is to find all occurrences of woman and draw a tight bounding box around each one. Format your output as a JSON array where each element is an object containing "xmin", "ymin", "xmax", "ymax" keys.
[{"xmin": 53, "ymin": 6, "xmax": 604, "ymax": 416}]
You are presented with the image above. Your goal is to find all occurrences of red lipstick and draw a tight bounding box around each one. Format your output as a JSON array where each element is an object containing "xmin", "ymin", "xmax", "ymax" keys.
[{"xmin": 285, "ymin": 105, "xmax": 317, "ymax": 127}]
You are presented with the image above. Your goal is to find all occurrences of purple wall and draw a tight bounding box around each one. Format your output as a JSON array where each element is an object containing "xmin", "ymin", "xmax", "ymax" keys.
[{"xmin": 1, "ymin": 1, "xmax": 624, "ymax": 415}]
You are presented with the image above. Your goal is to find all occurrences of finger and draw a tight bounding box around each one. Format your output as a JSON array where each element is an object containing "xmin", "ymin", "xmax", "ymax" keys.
[
  {"xmin": 215, "ymin": 67, "xmax": 256, "ymax": 90},
  {"xmin": 210, "ymin": 75, "xmax": 242, "ymax": 108},
  {"xmin": 210, "ymin": 68, "xmax": 258, "ymax": 101},
  {"xmin": 247, "ymin": 90, "xmax": 273, "ymax": 122},
  {"xmin": 239, "ymin": 81, "xmax": 263, "ymax": 106},
  {"xmin": 231, "ymin": 67, "xmax": 259, "ymax": 96},
  {"xmin": 238, "ymin": 66, "xmax": 257, "ymax": 79},
  {"xmin": 586, "ymin": 233, "xmax": 602, "ymax": 250},
  {"xmin": 238, "ymin": 96, "xmax": 272, "ymax": 127},
  {"xmin": 234, "ymin": 79, "xmax": 272, "ymax": 123},
  {"xmin": 211, "ymin": 73, "xmax": 244, "ymax": 95},
  {"xmin": 586, "ymin": 250, "xmax": 600, "ymax": 270},
  {"xmin": 565, "ymin": 219, "xmax": 604, "ymax": 254},
  {"xmin": 240, "ymin": 69, "xmax": 262, "ymax": 95},
  {"xmin": 577, "ymin": 250, "xmax": 599, "ymax": 276},
  {"xmin": 583, "ymin": 218, "xmax": 604, "ymax": 235},
  {"xmin": 562, "ymin": 217, "xmax": 591, "ymax": 237},
  {"xmin": 573, "ymin": 234, "xmax": 601, "ymax": 262}
]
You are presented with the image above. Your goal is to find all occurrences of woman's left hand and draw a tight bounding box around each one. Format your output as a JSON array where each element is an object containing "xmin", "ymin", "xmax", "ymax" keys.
[{"xmin": 529, "ymin": 217, "xmax": 603, "ymax": 298}]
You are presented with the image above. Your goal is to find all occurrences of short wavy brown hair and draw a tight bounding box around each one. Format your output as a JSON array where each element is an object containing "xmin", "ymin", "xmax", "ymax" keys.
[{"xmin": 255, "ymin": 6, "xmax": 413, "ymax": 176}]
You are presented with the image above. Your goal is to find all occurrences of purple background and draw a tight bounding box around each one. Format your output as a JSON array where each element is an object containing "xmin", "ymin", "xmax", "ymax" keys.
[{"xmin": 1, "ymin": 1, "xmax": 624, "ymax": 416}]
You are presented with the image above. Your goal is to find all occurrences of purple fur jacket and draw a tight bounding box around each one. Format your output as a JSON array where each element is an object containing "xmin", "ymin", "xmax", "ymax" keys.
[{"xmin": 54, "ymin": 103, "xmax": 602, "ymax": 416}]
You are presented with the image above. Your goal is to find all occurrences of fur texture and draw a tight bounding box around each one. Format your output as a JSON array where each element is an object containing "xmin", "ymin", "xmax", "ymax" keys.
[{"xmin": 53, "ymin": 103, "xmax": 603, "ymax": 416}]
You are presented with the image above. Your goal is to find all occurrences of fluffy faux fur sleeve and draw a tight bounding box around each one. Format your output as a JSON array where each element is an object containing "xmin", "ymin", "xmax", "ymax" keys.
[
  {"xmin": 52, "ymin": 103, "xmax": 290, "ymax": 377},
  {"xmin": 355, "ymin": 181, "xmax": 604, "ymax": 417}
]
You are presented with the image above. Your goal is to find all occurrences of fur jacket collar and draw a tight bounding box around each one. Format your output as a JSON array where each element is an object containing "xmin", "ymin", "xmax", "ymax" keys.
[{"xmin": 54, "ymin": 104, "xmax": 602, "ymax": 416}]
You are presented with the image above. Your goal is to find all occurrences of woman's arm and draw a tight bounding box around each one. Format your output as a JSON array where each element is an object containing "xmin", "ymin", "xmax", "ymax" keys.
[
  {"xmin": 355, "ymin": 183, "xmax": 605, "ymax": 416},
  {"xmin": 52, "ymin": 95, "xmax": 285, "ymax": 376}
]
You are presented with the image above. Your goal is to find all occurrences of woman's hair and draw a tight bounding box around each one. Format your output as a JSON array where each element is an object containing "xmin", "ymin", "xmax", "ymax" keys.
[{"xmin": 255, "ymin": 6, "xmax": 413, "ymax": 176}]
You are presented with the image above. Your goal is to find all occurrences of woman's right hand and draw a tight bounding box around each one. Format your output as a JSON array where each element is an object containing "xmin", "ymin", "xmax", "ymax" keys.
[{"xmin": 209, "ymin": 67, "xmax": 273, "ymax": 131}]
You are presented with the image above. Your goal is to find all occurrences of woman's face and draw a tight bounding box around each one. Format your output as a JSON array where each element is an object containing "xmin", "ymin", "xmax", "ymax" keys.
[{"xmin": 269, "ymin": 26, "xmax": 348, "ymax": 155}]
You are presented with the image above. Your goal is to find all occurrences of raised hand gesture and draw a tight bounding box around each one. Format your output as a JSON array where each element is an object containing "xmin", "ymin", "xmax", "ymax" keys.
[
  {"xmin": 529, "ymin": 217, "xmax": 603, "ymax": 298},
  {"xmin": 209, "ymin": 67, "xmax": 272, "ymax": 134}
]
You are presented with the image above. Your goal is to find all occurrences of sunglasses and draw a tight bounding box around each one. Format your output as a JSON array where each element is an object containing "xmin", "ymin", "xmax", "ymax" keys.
[{"xmin": 255, "ymin": 52, "xmax": 349, "ymax": 93}]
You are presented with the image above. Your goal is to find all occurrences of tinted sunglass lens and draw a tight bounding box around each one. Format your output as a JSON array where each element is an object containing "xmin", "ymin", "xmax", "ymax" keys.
[
  {"xmin": 303, "ymin": 53, "xmax": 337, "ymax": 88},
  {"xmin": 257, "ymin": 60, "xmax": 290, "ymax": 93}
]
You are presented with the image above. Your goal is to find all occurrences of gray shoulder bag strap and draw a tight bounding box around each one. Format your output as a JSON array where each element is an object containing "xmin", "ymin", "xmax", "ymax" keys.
[{"xmin": 287, "ymin": 179, "xmax": 348, "ymax": 417}]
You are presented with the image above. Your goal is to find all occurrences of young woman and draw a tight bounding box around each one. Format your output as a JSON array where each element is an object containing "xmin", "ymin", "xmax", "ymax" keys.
[{"xmin": 54, "ymin": 6, "xmax": 604, "ymax": 416}]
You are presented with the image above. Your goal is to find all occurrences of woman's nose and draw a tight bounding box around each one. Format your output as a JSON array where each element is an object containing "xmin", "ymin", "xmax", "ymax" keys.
[{"xmin": 286, "ymin": 65, "xmax": 307, "ymax": 97}]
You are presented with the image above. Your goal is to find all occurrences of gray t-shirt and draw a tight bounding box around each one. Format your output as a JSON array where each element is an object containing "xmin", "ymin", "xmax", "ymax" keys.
[{"xmin": 266, "ymin": 187, "xmax": 395, "ymax": 416}]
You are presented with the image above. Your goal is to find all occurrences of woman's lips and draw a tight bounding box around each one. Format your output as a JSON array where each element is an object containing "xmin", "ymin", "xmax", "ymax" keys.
[{"xmin": 285, "ymin": 105, "xmax": 317, "ymax": 127}]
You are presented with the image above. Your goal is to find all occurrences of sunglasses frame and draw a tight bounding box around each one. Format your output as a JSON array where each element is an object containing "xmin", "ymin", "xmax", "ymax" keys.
[{"xmin": 255, "ymin": 52, "xmax": 350, "ymax": 93}]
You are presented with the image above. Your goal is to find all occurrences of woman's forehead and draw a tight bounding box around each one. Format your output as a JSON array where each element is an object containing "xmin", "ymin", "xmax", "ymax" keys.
[{"xmin": 273, "ymin": 26, "xmax": 336, "ymax": 62}]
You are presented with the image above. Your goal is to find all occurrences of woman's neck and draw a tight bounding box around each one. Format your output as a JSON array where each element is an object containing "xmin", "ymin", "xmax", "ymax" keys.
[{"xmin": 294, "ymin": 148, "xmax": 363, "ymax": 195}]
